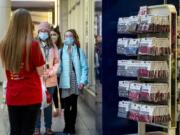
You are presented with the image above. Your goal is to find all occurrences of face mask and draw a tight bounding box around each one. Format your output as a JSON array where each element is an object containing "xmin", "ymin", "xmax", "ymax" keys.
[
  {"xmin": 64, "ymin": 37, "xmax": 74, "ymax": 45},
  {"xmin": 51, "ymin": 35, "xmax": 58, "ymax": 43},
  {"xmin": 39, "ymin": 32, "xmax": 49, "ymax": 41}
]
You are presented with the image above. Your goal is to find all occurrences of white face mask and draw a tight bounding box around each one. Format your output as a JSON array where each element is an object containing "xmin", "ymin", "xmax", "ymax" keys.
[{"xmin": 39, "ymin": 32, "xmax": 49, "ymax": 41}]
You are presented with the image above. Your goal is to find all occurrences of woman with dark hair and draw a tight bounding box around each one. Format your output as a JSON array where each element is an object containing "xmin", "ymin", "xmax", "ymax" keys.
[
  {"xmin": 50, "ymin": 26, "xmax": 63, "ymax": 117},
  {"xmin": 59, "ymin": 29, "xmax": 88, "ymax": 134},
  {"xmin": 50, "ymin": 26, "xmax": 62, "ymax": 49}
]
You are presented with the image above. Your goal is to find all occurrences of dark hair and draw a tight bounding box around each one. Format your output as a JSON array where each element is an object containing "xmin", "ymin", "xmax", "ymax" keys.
[
  {"xmin": 51, "ymin": 25, "xmax": 62, "ymax": 49},
  {"xmin": 65, "ymin": 29, "xmax": 80, "ymax": 47}
]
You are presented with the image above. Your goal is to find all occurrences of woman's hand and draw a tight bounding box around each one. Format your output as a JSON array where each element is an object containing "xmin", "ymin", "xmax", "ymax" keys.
[{"xmin": 43, "ymin": 70, "xmax": 50, "ymax": 80}]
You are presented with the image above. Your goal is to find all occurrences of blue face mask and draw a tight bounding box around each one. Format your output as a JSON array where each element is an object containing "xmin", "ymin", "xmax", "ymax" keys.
[
  {"xmin": 39, "ymin": 32, "xmax": 49, "ymax": 41},
  {"xmin": 64, "ymin": 37, "xmax": 74, "ymax": 45}
]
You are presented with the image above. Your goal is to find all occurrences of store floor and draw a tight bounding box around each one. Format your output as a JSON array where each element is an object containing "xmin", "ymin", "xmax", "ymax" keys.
[
  {"xmin": 126, "ymin": 131, "xmax": 167, "ymax": 135},
  {"xmin": 48, "ymin": 97, "xmax": 97, "ymax": 135},
  {"xmin": 0, "ymin": 86, "xmax": 97, "ymax": 135}
]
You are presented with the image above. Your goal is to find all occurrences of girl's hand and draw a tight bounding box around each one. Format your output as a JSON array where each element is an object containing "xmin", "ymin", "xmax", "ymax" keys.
[{"xmin": 43, "ymin": 70, "xmax": 50, "ymax": 80}]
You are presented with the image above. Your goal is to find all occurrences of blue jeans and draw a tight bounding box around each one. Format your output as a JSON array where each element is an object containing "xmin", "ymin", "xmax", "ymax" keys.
[{"xmin": 35, "ymin": 86, "xmax": 56, "ymax": 129}]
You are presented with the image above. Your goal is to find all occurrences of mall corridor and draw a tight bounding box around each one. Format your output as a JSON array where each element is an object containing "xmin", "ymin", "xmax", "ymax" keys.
[{"xmin": 0, "ymin": 0, "xmax": 102, "ymax": 135}]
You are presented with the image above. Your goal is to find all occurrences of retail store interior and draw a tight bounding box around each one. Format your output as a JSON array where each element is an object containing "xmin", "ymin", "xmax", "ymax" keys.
[{"xmin": 4, "ymin": 0, "xmax": 180, "ymax": 135}]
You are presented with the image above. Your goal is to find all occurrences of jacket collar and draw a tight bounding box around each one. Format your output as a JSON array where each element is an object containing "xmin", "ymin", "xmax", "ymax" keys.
[{"xmin": 64, "ymin": 44, "xmax": 77, "ymax": 50}]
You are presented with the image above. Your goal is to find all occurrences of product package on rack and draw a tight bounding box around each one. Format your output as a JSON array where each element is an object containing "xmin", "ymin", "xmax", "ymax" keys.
[
  {"xmin": 118, "ymin": 81, "xmax": 131, "ymax": 98},
  {"xmin": 138, "ymin": 61, "xmax": 169, "ymax": 80},
  {"xmin": 117, "ymin": 60, "xmax": 141, "ymax": 77},
  {"xmin": 117, "ymin": 15, "xmax": 169, "ymax": 34},
  {"xmin": 125, "ymin": 102, "xmax": 171, "ymax": 123},
  {"xmin": 129, "ymin": 102, "xmax": 141, "ymax": 121},
  {"xmin": 117, "ymin": 17, "xmax": 129, "ymax": 33},
  {"xmin": 128, "ymin": 83, "xmax": 142, "ymax": 102},
  {"xmin": 128, "ymin": 16, "xmax": 140, "ymax": 33},
  {"xmin": 118, "ymin": 101, "xmax": 131, "ymax": 118},
  {"xmin": 138, "ymin": 38, "xmax": 170, "ymax": 56},
  {"xmin": 117, "ymin": 38, "xmax": 170, "ymax": 56},
  {"xmin": 118, "ymin": 81, "xmax": 169, "ymax": 103},
  {"xmin": 138, "ymin": 37, "xmax": 155, "ymax": 55},
  {"xmin": 117, "ymin": 38, "xmax": 139, "ymax": 56},
  {"xmin": 117, "ymin": 38, "xmax": 130, "ymax": 55},
  {"xmin": 140, "ymin": 83, "xmax": 169, "ymax": 103},
  {"xmin": 117, "ymin": 60, "xmax": 169, "ymax": 79},
  {"xmin": 157, "ymin": 38, "xmax": 170, "ymax": 55},
  {"xmin": 137, "ymin": 15, "xmax": 154, "ymax": 33},
  {"xmin": 152, "ymin": 15, "xmax": 169, "ymax": 32},
  {"xmin": 136, "ymin": 15, "xmax": 169, "ymax": 33},
  {"xmin": 139, "ymin": 105, "xmax": 170, "ymax": 123},
  {"xmin": 138, "ymin": 6, "xmax": 148, "ymax": 16},
  {"xmin": 139, "ymin": 104, "xmax": 153, "ymax": 122}
]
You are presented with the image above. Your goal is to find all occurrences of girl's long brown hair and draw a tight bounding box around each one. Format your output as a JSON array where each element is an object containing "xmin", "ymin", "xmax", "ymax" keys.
[
  {"xmin": 66, "ymin": 29, "xmax": 80, "ymax": 47},
  {"xmin": 51, "ymin": 25, "xmax": 62, "ymax": 49},
  {"xmin": 0, "ymin": 9, "xmax": 33, "ymax": 73}
]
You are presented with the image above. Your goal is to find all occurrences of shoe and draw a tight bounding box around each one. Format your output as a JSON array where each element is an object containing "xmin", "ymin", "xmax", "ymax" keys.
[
  {"xmin": 45, "ymin": 128, "xmax": 54, "ymax": 135},
  {"xmin": 33, "ymin": 128, "xmax": 41, "ymax": 135}
]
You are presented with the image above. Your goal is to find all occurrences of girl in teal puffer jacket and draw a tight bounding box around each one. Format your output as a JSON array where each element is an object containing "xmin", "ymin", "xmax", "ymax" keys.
[{"xmin": 59, "ymin": 29, "xmax": 88, "ymax": 134}]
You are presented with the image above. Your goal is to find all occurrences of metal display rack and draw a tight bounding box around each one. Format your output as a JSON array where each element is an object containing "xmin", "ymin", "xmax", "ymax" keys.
[{"xmin": 117, "ymin": 4, "xmax": 177, "ymax": 135}]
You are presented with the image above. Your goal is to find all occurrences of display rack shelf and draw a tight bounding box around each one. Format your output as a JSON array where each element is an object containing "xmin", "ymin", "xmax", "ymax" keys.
[
  {"xmin": 117, "ymin": 4, "xmax": 177, "ymax": 135},
  {"xmin": 139, "ymin": 5, "xmax": 177, "ymax": 135}
]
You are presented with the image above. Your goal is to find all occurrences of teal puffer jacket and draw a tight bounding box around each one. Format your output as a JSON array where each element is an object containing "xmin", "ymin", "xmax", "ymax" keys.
[{"xmin": 59, "ymin": 45, "xmax": 88, "ymax": 89}]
